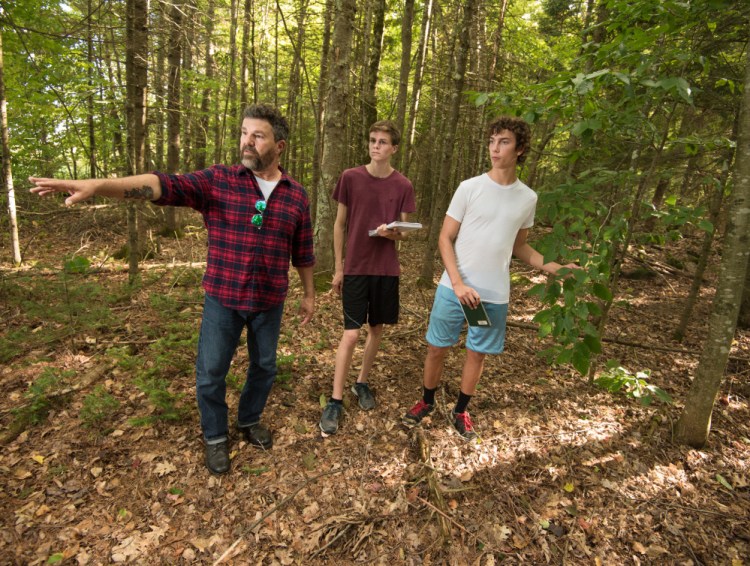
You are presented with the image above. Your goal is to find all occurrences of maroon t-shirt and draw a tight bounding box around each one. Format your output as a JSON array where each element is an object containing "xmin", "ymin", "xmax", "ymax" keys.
[{"xmin": 332, "ymin": 165, "xmax": 416, "ymax": 276}]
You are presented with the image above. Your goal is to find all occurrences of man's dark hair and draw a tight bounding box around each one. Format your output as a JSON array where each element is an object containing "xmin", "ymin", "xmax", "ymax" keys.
[
  {"xmin": 369, "ymin": 120, "xmax": 401, "ymax": 146},
  {"xmin": 242, "ymin": 104, "xmax": 289, "ymax": 143},
  {"xmin": 486, "ymin": 116, "xmax": 531, "ymax": 164}
]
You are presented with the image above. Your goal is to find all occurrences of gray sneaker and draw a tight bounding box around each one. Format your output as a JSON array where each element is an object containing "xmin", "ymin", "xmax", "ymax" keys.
[
  {"xmin": 351, "ymin": 382, "xmax": 376, "ymax": 410},
  {"xmin": 319, "ymin": 401, "xmax": 343, "ymax": 434}
]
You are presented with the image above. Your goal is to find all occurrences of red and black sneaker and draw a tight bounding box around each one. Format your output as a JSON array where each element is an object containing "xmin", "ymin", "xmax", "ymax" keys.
[
  {"xmin": 452, "ymin": 410, "xmax": 478, "ymax": 440},
  {"xmin": 402, "ymin": 399, "xmax": 434, "ymax": 427}
]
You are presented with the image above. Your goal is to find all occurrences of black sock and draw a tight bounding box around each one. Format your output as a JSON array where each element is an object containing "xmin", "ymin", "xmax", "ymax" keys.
[
  {"xmin": 330, "ymin": 397, "xmax": 343, "ymax": 405},
  {"xmin": 423, "ymin": 386, "xmax": 437, "ymax": 405},
  {"xmin": 454, "ymin": 391, "xmax": 472, "ymax": 414}
]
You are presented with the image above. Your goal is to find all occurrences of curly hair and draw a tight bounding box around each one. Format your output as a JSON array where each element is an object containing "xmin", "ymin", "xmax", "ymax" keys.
[
  {"xmin": 486, "ymin": 116, "xmax": 531, "ymax": 164},
  {"xmin": 242, "ymin": 104, "xmax": 289, "ymax": 143}
]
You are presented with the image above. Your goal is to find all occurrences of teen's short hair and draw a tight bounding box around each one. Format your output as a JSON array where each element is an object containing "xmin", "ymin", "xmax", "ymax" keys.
[
  {"xmin": 369, "ymin": 120, "xmax": 401, "ymax": 147},
  {"xmin": 242, "ymin": 104, "xmax": 289, "ymax": 143},
  {"xmin": 486, "ymin": 116, "xmax": 531, "ymax": 164}
]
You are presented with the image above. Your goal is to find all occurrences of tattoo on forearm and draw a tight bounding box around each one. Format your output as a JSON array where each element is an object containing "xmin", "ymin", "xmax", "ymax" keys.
[{"xmin": 124, "ymin": 185, "xmax": 155, "ymax": 200}]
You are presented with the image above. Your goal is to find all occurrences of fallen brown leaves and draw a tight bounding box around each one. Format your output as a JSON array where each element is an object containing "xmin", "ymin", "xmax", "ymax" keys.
[{"xmin": 1, "ymin": 213, "xmax": 749, "ymax": 564}]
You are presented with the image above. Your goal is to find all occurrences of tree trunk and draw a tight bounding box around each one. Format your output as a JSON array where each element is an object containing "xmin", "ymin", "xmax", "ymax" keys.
[
  {"xmin": 86, "ymin": 0, "xmax": 98, "ymax": 178},
  {"xmin": 125, "ymin": 0, "xmax": 150, "ymax": 283},
  {"xmin": 418, "ymin": 0, "xmax": 477, "ymax": 285},
  {"xmin": 279, "ymin": 0, "xmax": 308, "ymax": 178},
  {"xmin": 310, "ymin": 0, "xmax": 334, "ymax": 225},
  {"xmin": 740, "ymin": 260, "xmax": 750, "ymax": 330},
  {"xmin": 675, "ymin": 49, "xmax": 750, "ymax": 448},
  {"xmin": 220, "ymin": 0, "xmax": 239, "ymax": 164},
  {"xmin": 182, "ymin": 0, "xmax": 196, "ymax": 171},
  {"xmin": 165, "ymin": 0, "xmax": 184, "ymax": 234},
  {"xmin": 673, "ymin": 134, "xmax": 735, "ymax": 342},
  {"xmin": 403, "ymin": 0, "xmax": 433, "ymax": 179},
  {"xmin": 0, "ymin": 29, "xmax": 21, "ymax": 266},
  {"xmin": 196, "ymin": 0, "xmax": 215, "ymax": 170},
  {"xmin": 361, "ymin": 0, "xmax": 385, "ymax": 138},
  {"xmin": 393, "ymin": 0, "xmax": 414, "ymax": 171},
  {"xmin": 314, "ymin": 0, "xmax": 356, "ymax": 274},
  {"xmin": 240, "ymin": 0, "xmax": 253, "ymax": 110}
]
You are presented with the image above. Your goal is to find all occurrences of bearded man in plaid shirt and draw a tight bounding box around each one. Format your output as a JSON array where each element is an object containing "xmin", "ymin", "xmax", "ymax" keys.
[{"xmin": 30, "ymin": 104, "xmax": 315, "ymax": 475}]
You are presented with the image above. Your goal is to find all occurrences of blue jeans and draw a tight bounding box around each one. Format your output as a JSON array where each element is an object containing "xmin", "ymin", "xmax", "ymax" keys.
[{"xmin": 196, "ymin": 294, "xmax": 284, "ymax": 441}]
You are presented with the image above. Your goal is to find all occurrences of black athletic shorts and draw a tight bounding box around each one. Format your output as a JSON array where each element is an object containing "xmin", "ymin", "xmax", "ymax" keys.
[{"xmin": 341, "ymin": 275, "xmax": 399, "ymax": 329}]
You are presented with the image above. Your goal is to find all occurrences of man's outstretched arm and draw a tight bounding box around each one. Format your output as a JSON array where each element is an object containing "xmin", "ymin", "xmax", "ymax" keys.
[{"xmin": 29, "ymin": 174, "xmax": 162, "ymax": 206}]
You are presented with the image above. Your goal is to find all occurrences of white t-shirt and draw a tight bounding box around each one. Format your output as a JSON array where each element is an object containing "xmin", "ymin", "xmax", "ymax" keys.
[
  {"xmin": 438, "ymin": 173, "xmax": 537, "ymax": 304},
  {"xmin": 255, "ymin": 176, "xmax": 279, "ymax": 200}
]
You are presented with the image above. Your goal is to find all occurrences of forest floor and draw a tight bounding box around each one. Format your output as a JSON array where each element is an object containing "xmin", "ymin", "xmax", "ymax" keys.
[{"xmin": 1, "ymin": 203, "xmax": 749, "ymax": 566}]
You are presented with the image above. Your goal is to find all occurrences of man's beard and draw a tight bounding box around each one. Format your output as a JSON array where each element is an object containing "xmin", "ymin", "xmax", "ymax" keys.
[{"xmin": 241, "ymin": 146, "xmax": 274, "ymax": 171}]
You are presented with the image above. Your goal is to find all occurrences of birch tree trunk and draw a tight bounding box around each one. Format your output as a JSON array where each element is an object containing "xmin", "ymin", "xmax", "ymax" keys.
[
  {"xmin": 86, "ymin": 0, "xmax": 98, "ymax": 178},
  {"xmin": 0, "ymin": 29, "xmax": 21, "ymax": 266},
  {"xmin": 675, "ymin": 48, "xmax": 750, "ymax": 448}
]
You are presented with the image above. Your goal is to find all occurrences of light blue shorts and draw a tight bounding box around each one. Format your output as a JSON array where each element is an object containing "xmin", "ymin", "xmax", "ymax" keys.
[{"xmin": 426, "ymin": 284, "xmax": 508, "ymax": 355}]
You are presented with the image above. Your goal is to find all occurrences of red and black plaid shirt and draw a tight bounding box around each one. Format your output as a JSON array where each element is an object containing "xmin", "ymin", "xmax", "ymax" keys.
[{"xmin": 154, "ymin": 165, "xmax": 315, "ymax": 312}]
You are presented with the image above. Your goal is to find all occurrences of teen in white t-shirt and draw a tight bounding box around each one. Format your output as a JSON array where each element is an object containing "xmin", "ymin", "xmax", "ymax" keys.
[{"xmin": 403, "ymin": 116, "xmax": 577, "ymax": 440}]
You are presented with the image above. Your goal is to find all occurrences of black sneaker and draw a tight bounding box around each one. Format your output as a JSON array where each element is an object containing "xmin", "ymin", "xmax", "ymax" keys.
[
  {"xmin": 319, "ymin": 401, "xmax": 343, "ymax": 434},
  {"xmin": 205, "ymin": 440, "xmax": 230, "ymax": 475},
  {"xmin": 239, "ymin": 422, "xmax": 273, "ymax": 449},
  {"xmin": 351, "ymin": 382, "xmax": 376, "ymax": 410},
  {"xmin": 452, "ymin": 410, "xmax": 478, "ymax": 440},
  {"xmin": 402, "ymin": 399, "xmax": 434, "ymax": 427}
]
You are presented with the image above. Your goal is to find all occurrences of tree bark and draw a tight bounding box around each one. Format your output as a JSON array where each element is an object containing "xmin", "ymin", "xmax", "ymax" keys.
[
  {"xmin": 125, "ymin": 0, "xmax": 150, "ymax": 283},
  {"xmin": 0, "ymin": 29, "xmax": 21, "ymax": 266},
  {"xmin": 393, "ymin": 0, "xmax": 414, "ymax": 171},
  {"xmin": 196, "ymin": 0, "xmax": 215, "ymax": 170},
  {"xmin": 673, "ymin": 135, "xmax": 735, "ymax": 342},
  {"xmin": 165, "ymin": 0, "xmax": 184, "ymax": 234},
  {"xmin": 403, "ymin": 0, "xmax": 433, "ymax": 180},
  {"xmin": 86, "ymin": 0, "xmax": 98, "ymax": 179},
  {"xmin": 740, "ymin": 259, "xmax": 750, "ymax": 330},
  {"xmin": 314, "ymin": 0, "xmax": 356, "ymax": 274},
  {"xmin": 309, "ymin": 0, "xmax": 334, "ymax": 225},
  {"xmin": 675, "ymin": 48, "xmax": 750, "ymax": 448},
  {"xmin": 418, "ymin": 0, "xmax": 478, "ymax": 284},
  {"xmin": 361, "ymin": 0, "xmax": 385, "ymax": 138}
]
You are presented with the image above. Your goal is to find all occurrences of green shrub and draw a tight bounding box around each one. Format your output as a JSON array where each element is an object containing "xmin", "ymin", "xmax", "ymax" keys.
[{"xmin": 80, "ymin": 385, "xmax": 120, "ymax": 429}]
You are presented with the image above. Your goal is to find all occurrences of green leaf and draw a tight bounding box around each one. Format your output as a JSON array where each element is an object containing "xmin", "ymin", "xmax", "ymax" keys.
[
  {"xmin": 716, "ymin": 474, "xmax": 733, "ymax": 491},
  {"xmin": 571, "ymin": 347, "xmax": 590, "ymax": 375},
  {"xmin": 47, "ymin": 554, "xmax": 65, "ymax": 565},
  {"xmin": 647, "ymin": 385, "xmax": 673, "ymax": 404},
  {"xmin": 697, "ymin": 219, "xmax": 714, "ymax": 233},
  {"xmin": 319, "ymin": 393, "xmax": 327, "ymax": 408},
  {"xmin": 475, "ymin": 92, "xmax": 489, "ymax": 106},
  {"xmin": 592, "ymin": 283, "xmax": 612, "ymax": 301},
  {"xmin": 583, "ymin": 334, "xmax": 602, "ymax": 354}
]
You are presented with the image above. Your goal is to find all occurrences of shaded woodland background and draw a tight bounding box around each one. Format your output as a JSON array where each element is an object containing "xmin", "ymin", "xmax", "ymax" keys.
[{"xmin": 1, "ymin": 0, "xmax": 750, "ymax": 563}]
